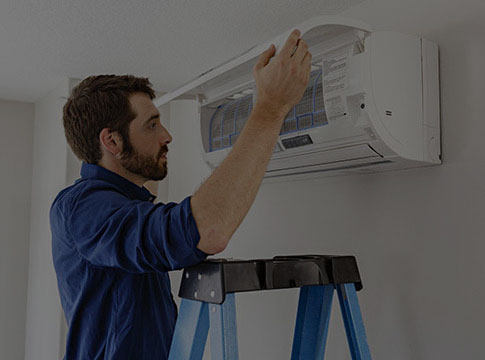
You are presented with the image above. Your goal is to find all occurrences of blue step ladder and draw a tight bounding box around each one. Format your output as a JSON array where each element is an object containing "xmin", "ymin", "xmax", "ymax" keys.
[{"xmin": 169, "ymin": 255, "xmax": 372, "ymax": 360}]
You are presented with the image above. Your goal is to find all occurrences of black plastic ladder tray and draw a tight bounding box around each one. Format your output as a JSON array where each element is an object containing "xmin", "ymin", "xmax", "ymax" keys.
[{"xmin": 178, "ymin": 255, "xmax": 363, "ymax": 304}]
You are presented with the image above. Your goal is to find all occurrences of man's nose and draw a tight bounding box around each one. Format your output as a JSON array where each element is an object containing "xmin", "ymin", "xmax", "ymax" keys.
[{"xmin": 161, "ymin": 126, "xmax": 172, "ymax": 144}]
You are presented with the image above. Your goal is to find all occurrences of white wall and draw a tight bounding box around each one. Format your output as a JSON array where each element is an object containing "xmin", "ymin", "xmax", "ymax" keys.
[
  {"xmin": 0, "ymin": 99, "xmax": 34, "ymax": 360},
  {"xmin": 24, "ymin": 78, "xmax": 77, "ymax": 360},
  {"xmin": 166, "ymin": 100, "xmax": 212, "ymax": 204},
  {"xmin": 166, "ymin": 3, "xmax": 485, "ymax": 359}
]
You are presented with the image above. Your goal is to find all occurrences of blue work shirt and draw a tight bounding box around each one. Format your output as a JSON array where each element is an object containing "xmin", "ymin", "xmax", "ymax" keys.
[{"xmin": 50, "ymin": 162, "xmax": 208, "ymax": 359}]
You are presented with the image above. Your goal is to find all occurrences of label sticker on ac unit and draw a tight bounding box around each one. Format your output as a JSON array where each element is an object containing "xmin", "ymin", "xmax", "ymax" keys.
[
  {"xmin": 324, "ymin": 95, "xmax": 347, "ymax": 118},
  {"xmin": 322, "ymin": 47, "xmax": 350, "ymax": 76},
  {"xmin": 321, "ymin": 46, "xmax": 352, "ymax": 120},
  {"xmin": 323, "ymin": 74, "xmax": 348, "ymax": 93}
]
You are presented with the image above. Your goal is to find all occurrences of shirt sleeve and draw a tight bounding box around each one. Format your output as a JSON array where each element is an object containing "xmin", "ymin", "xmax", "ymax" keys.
[{"xmin": 67, "ymin": 187, "xmax": 208, "ymax": 273}]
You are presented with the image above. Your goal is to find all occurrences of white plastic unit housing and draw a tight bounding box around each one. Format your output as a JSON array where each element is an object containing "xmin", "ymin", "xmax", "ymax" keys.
[{"xmin": 155, "ymin": 16, "xmax": 441, "ymax": 180}]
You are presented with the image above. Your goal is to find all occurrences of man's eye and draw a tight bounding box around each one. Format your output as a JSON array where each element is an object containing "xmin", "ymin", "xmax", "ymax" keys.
[{"xmin": 151, "ymin": 122, "xmax": 157, "ymax": 129}]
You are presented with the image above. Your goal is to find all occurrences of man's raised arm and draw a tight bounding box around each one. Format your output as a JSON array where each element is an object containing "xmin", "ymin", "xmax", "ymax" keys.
[{"xmin": 191, "ymin": 29, "xmax": 312, "ymax": 254}]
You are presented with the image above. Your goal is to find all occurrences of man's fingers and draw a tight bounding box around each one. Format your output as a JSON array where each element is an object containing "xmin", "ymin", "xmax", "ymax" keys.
[
  {"xmin": 298, "ymin": 51, "xmax": 312, "ymax": 86},
  {"xmin": 254, "ymin": 44, "xmax": 276, "ymax": 71},
  {"xmin": 302, "ymin": 51, "xmax": 312, "ymax": 67},
  {"xmin": 279, "ymin": 29, "xmax": 301, "ymax": 58},
  {"xmin": 292, "ymin": 39, "xmax": 309, "ymax": 63}
]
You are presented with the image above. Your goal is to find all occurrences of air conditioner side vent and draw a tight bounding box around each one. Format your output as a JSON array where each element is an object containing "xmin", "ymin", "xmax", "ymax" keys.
[{"xmin": 265, "ymin": 160, "xmax": 393, "ymax": 179}]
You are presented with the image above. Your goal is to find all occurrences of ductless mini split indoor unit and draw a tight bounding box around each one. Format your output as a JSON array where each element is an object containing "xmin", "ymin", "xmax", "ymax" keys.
[{"xmin": 154, "ymin": 16, "xmax": 441, "ymax": 180}]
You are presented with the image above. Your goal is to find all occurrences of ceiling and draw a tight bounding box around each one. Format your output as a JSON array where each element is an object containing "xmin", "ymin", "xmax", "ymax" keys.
[{"xmin": 1, "ymin": 0, "xmax": 483, "ymax": 104}]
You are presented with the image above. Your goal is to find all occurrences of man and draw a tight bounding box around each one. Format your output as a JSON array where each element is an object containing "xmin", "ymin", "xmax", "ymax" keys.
[{"xmin": 51, "ymin": 29, "xmax": 311, "ymax": 359}]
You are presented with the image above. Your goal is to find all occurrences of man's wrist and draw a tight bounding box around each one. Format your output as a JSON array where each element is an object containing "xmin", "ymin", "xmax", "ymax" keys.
[{"xmin": 253, "ymin": 99, "xmax": 290, "ymax": 120}]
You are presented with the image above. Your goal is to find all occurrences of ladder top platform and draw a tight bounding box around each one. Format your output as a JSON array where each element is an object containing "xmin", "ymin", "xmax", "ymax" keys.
[{"xmin": 178, "ymin": 255, "xmax": 362, "ymax": 304}]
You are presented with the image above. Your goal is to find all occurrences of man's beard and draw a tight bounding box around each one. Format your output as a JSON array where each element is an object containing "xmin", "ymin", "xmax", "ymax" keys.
[{"xmin": 119, "ymin": 140, "xmax": 168, "ymax": 181}]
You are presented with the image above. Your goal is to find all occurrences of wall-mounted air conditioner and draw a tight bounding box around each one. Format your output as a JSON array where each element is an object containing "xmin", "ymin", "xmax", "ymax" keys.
[{"xmin": 154, "ymin": 16, "xmax": 441, "ymax": 180}]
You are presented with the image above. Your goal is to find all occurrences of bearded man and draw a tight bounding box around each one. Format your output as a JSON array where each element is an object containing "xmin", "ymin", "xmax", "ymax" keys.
[{"xmin": 51, "ymin": 29, "xmax": 311, "ymax": 359}]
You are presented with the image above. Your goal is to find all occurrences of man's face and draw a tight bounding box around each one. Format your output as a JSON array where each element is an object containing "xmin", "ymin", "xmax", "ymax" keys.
[{"xmin": 119, "ymin": 92, "xmax": 172, "ymax": 181}]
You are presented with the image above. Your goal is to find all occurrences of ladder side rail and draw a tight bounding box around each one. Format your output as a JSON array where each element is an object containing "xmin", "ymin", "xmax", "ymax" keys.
[
  {"xmin": 291, "ymin": 285, "xmax": 334, "ymax": 360},
  {"xmin": 336, "ymin": 283, "xmax": 372, "ymax": 360},
  {"xmin": 169, "ymin": 299, "xmax": 210, "ymax": 360},
  {"xmin": 209, "ymin": 293, "xmax": 239, "ymax": 360}
]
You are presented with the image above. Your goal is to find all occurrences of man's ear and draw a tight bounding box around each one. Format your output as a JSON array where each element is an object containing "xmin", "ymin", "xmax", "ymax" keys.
[{"xmin": 99, "ymin": 128, "xmax": 123, "ymax": 157}]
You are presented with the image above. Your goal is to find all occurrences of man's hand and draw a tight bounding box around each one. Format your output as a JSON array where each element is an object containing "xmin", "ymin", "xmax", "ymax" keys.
[{"xmin": 253, "ymin": 29, "xmax": 312, "ymax": 118}]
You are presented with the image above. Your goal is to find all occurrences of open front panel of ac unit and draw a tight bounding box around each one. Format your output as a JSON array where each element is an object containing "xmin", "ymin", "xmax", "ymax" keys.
[{"xmin": 154, "ymin": 17, "xmax": 371, "ymax": 107}]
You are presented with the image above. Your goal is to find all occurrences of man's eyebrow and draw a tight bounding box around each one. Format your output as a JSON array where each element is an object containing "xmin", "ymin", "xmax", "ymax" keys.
[{"xmin": 144, "ymin": 113, "xmax": 160, "ymax": 124}]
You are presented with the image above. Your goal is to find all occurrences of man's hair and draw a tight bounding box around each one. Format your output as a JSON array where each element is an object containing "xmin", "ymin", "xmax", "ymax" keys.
[{"xmin": 63, "ymin": 74, "xmax": 156, "ymax": 164}]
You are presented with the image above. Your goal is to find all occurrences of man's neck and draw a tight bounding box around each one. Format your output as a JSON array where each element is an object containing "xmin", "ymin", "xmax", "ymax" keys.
[{"xmin": 97, "ymin": 159, "xmax": 146, "ymax": 187}]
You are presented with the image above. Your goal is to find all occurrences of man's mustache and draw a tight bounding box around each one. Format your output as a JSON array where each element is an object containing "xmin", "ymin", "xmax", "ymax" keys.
[{"xmin": 158, "ymin": 146, "xmax": 169, "ymax": 159}]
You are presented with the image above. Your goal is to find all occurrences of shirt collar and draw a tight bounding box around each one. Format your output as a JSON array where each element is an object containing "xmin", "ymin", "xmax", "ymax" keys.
[{"xmin": 80, "ymin": 162, "xmax": 157, "ymax": 202}]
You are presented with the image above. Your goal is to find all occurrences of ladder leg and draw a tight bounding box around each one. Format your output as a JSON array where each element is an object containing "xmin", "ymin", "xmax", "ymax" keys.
[
  {"xmin": 169, "ymin": 298, "xmax": 209, "ymax": 360},
  {"xmin": 336, "ymin": 283, "xmax": 372, "ymax": 360},
  {"xmin": 291, "ymin": 284, "xmax": 334, "ymax": 360},
  {"xmin": 209, "ymin": 293, "xmax": 239, "ymax": 360}
]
